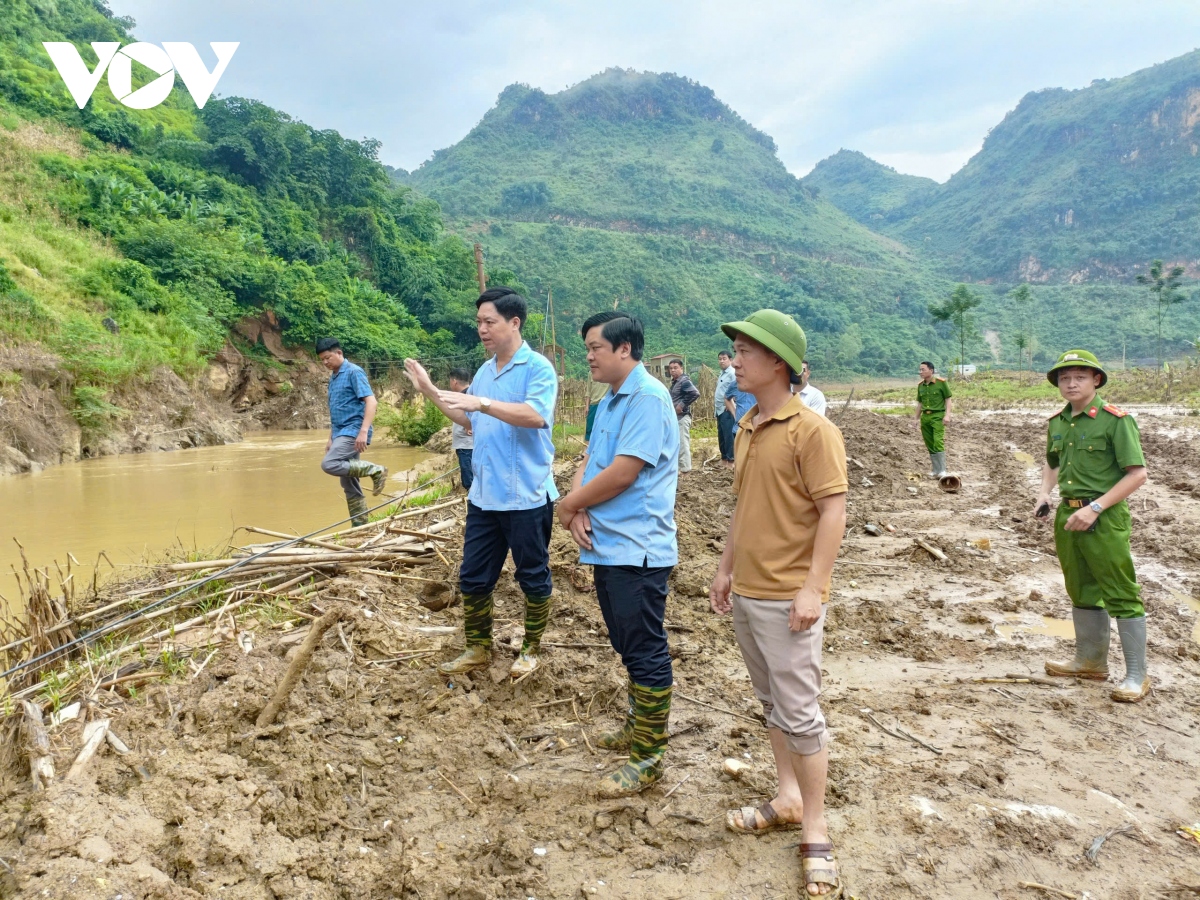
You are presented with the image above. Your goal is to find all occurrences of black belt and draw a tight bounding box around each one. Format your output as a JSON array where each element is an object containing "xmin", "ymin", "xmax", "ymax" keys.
[
  {"xmin": 920, "ymin": 409, "xmax": 943, "ymax": 415},
  {"xmin": 1062, "ymin": 498, "xmax": 1098, "ymax": 509}
]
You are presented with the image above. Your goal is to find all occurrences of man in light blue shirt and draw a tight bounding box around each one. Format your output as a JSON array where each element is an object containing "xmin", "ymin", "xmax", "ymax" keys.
[
  {"xmin": 558, "ymin": 311, "xmax": 678, "ymax": 799},
  {"xmin": 714, "ymin": 349, "xmax": 737, "ymax": 468},
  {"xmin": 731, "ymin": 380, "xmax": 756, "ymax": 436},
  {"xmin": 405, "ymin": 288, "xmax": 558, "ymax": 680}
]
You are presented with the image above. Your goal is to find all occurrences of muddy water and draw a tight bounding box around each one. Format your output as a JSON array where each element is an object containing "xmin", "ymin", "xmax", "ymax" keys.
[
  {"xmin": 0, "ymin": 431, "xmax": 429, "ymax": 598},
  {"xmin": 996, "ymin": 615, "xmax": 1076, "ymax": 641}
]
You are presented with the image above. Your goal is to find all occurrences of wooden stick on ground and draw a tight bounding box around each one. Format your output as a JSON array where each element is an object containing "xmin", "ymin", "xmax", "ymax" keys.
[
  {"xmin": 436, "ymin": 768, "xmax": 475, "ymax": 807},
  {"xmin": 1018, "ymin": 882, "xmax": 1077, "ymax": 900},
  {"xmin": 67, "ymin": 719, "xmax": 111, "ymax": 780},
  {"xmin": 675, "ymin": 692, "xmax": 762, "ymax": 725},
  {"xmin": 21, "ymin": 701, "xmax": 55, "ymax": 790},
  {"xmin": 915, "ymin": 538, "xmax": 948, "ymax": 562},
  {"xmin": 256, "ymin": 605, "xmax": 350, "ymax": 728}
]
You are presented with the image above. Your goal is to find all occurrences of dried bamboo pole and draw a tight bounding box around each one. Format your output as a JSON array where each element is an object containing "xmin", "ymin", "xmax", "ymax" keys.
[
  {"xmin": 240, "ymin": 527, "xmax": 348, "ymax": 552},
  {"xmin": 256, "ymin": 605, "xmax": 350, "ymax": 728},
  {"xmin": 66, "ymin": 719, "xmax": 111, "ymax": 780},
  {"xmin": 21, "ymin": 701, "xmax": 55, "ymax": 790}
]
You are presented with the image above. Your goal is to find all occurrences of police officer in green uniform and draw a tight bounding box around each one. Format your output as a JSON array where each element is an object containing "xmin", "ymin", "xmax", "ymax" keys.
[
  {"xmin": 914, "ymin": 361, "xmax": 953, "ymax": 477},
  {"xmin": 1035, "ymin": 350, "xmax": 1150, "ymax": 702}
]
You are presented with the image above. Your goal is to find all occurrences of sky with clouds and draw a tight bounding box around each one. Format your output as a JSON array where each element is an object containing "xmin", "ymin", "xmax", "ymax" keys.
[{"xmin": 113, "ymin": 1, "xmax": 1200, "ymax": 182}]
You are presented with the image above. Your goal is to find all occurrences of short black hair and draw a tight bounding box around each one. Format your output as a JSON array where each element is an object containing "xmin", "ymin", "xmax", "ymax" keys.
[
  {"xmin": 315, "ymin": 337, "xmax": 342, "ymax": 354},
  {"xmin": 668, "ymin": 358, "xmax": 684, "ymax": 369},
  {"xmin": 580, "ymin": 311, "xmax": 644, "ymax": 361},
  {"xmin": 920, "ymin": 361, "xmax": 935, "ymax": 371},
  {"xmin": 448, "ymin": 367, "xmax": 472, "ymax": 384},
  {"xmin": 476, "ymin": 287, "xmax": 527, "ymax": 330},
  {"xmin": 802, "ymin": 359, "xmax": 810, "ymax": 368},
  {"xmin": 718, "ymin": 350, "xmax": 732, "ymax": 359}
]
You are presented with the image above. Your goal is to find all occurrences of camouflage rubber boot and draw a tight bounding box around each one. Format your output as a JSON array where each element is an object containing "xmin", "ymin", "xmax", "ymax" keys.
[
  {"xmin": 347, "ymin": 460, "xmax": 389, "ymax": 496},
  {"xmin": 597, "ymin": 683, "xmax": 671, "ymax": 798},
  {"xmin": 511, "ymin": 592, "xmax": 553, "ymax": 678},
  {"xmin": 346, "ymin": 495, "xmax": 369, "ymax": 527},
  {"xmin": 595, "ymin": 681, "xmax": 635, "ymax": 751},
  {"xmin": 439, "ymin": 593, "xmax": 494, "ymax": 674}
]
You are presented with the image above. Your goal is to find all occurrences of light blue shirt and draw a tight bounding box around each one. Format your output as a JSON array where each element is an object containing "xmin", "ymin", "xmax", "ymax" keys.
[
  {"xmin": 579, "ymin": 363, "xmax": 678, "ymax": 567},
  {"xmin": 731, "ymin": 386, "xmax": 756, "ymax": 435},
  {"xmin": 466, "ymin": 341, "xmax": 559, "ymax": 511},
  {"xmin": 714, "ymin": 366, "xmax": 737, "ymax": 409}
]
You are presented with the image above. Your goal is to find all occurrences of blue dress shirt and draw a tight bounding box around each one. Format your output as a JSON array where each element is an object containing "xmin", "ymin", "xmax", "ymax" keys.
[
  {"xmin": 328, "ymin": 360, "xmax": 374, "ymax": 441},
  {"xmin": 731, "ymin": 384, "xmax": 756, "ymax": 435},
  {"xmin": 578, "ymin": 363, "xmax": 679, "ymax": 567},
  {"xmin": 466, "ymin": 341, "xmax": 559, "ymax": 511}
]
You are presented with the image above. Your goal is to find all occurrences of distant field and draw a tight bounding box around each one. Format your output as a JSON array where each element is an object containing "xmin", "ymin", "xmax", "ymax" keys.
[{"xmin": 816, "ymin": 363, "xmax": 1200, "ymax": 410}]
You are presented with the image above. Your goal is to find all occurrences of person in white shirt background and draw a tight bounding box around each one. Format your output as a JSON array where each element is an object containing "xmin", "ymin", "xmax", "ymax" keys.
[{"xmin": 792, "ymin": 360, "xmax": 827, "ymax": 417}]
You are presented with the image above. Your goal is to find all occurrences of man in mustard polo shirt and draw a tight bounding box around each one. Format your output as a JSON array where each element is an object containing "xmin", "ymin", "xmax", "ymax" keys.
[
  {"xmin": 1035, "ymin": 350, "xmax": 1150, "ymax": 702},
  {"xmin": 709, "ymin": 310, "xmax": 848, "ymax": 898}
]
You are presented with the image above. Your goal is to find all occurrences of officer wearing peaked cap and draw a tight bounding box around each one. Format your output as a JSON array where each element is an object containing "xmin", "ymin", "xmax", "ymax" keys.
[{"xmin": 1034, "ymin": 350, "xmax": 1150, "ymax": 702}]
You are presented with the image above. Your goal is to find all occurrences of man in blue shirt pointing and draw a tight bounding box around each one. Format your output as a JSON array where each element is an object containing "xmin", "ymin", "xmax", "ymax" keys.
[
  {"xmin": 405, "ymin": 288, "xmax": 559, "ymax": 680},
  {"xmin": 558, "ymin": 311, "xmax": 678, "ymax": 798}
]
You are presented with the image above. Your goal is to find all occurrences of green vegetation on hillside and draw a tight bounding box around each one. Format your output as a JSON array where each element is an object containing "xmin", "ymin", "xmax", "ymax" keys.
[
  {"xmin": 410, "ymin": 68, "xmax": 971, "ymax": 374},
  {"xmin": 0, "ymin": 0, "xmax": 481, "ymax": 411},
  {"xmin": 820, "ymin": 52, "xmax": 1200, "ymax": 284},
  {"xmin": 801, "ymin": 149, "xmax": 937, "ymax": 224}
]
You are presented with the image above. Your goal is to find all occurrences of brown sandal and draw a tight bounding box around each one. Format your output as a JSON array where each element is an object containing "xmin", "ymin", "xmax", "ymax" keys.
[
  {"xmin": 725, "ymin": 801, "xmax": 796, "ymax": 835},
  {"xmin": 800, "ymin": 842, "xmax": 844, "ymax": 897}
]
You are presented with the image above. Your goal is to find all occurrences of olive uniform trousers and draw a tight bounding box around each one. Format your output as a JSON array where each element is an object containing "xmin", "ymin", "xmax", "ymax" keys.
[{"xmin": 1053, "ymin": 499, "xmax": 1143, "ymax": 619}]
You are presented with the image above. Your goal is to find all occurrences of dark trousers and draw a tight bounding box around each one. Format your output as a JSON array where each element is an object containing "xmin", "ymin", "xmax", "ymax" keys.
[
  {"xmin": 459, "ymin": 500, "xmax": 554, "ymax": 597},
  {"xmin": 456, "ymin": 449, "xmax": 474, "ymax": 492},
  {"xmin": 716, "ymin": 410, "xmax": 736, "ymax": 461},
  {"xmin": 594, "ymin": 564, "xmax": 673, "ymax": 688}
]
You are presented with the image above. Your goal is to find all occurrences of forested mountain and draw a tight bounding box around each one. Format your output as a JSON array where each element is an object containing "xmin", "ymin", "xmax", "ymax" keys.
[
  {"xmin": 408, "ymin": 69, "xmax": 959, "ymax": 373},
  {"xmin": 810, "ymin": 51, "xmax": 1200, "ymax": 284},
  {"xmin": 3, "ymin": 0, "xmax": 1196, "ymax": 403},
  {"xmin": 0, "ymin": 0, "xmax": 485, "ymax": 418},
  {"xmin": 801, "ymin": 150, "xmax": 937, "ymax": 226}
]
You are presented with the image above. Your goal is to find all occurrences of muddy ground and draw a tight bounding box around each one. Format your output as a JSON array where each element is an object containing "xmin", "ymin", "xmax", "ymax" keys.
[{"xmin": 2, "ymin": 407, "xmax": 1199, "ymax": 899}]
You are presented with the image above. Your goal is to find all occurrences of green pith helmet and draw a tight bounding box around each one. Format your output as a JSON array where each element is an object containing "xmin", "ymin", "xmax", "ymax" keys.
[
  {"xmin": 1047, "ymin": 349, "xmax": 1108, "ymax": 387},
  {"xmin": 721, "ymin": 310, "xmax": 807, "ymax": 377}
]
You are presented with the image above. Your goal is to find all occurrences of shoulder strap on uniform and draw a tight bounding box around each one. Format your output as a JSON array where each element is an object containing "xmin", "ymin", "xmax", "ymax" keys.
[
  {"xmin": 1103, "ymin": 403, "xmax": 1127, "ymax": 418},
  {"xmin": 935, "ymin": 376, "xmax": 947, "ymax": 382}
]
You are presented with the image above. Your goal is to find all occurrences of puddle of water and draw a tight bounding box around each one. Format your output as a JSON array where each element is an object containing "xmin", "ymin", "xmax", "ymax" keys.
[
  {"xmin": 1168, "ymin": 589, "xmax": 1200, "ymax": 645},
  {"xmin": 996, "ymin": 616, "xmax": 1076, "ymax": 641},
  {"xmin": 0, "ymin": 431, "xmax": 431, "ymax": 600}
]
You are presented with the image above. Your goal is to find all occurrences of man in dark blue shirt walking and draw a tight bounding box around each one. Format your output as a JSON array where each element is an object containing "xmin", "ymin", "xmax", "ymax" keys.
[{"xmin": 317, "ymin": 337, "xmax": 387, "ymax": 526}]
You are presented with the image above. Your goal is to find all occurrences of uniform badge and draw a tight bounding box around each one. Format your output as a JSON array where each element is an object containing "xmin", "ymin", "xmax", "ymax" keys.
[{"xmin": 1087, "ymin": 407, "xmax": 1097, "ymax": 418}]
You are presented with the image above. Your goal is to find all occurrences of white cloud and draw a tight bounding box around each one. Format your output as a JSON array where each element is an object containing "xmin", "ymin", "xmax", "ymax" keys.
[{"xmin": 113, "ymin": 0, "xmax": 1200, "ymax": 180}]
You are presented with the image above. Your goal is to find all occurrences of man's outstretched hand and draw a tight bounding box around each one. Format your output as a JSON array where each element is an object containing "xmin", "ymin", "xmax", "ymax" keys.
[{"xmin": 403, "ymin": 358, "xmax": 436, "ymax": 397}]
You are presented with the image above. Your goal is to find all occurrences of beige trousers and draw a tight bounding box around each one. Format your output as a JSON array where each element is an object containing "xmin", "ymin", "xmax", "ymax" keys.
[
  {"xmin": 678, "ymin": 414, "xmax": 693, "ymax": 472},
  {"xmin": 731, "ymin": 592, "xmax": 828, "ymax": 756}
]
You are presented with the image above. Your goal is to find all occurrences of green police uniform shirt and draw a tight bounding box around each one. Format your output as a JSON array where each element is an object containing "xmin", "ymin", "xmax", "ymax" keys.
[
  {"xmin": 1045, "ymin": 398, "xmax": 1145, "ymax": 500},
  {"xmin": 917, "ymin": 377, "xmax": 952, "ymax": 413}
]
